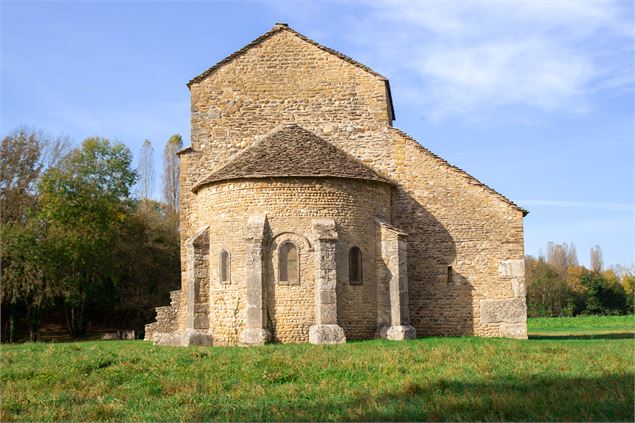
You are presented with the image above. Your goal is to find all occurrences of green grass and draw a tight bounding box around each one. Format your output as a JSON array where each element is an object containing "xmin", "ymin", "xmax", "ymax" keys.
[
  {"xmin": 1, "ymin": 335, "xmax": 633, "ymax": 421},
  {"xmin": 528, "ymin": 315, "xmax": 635, "ymax": 336}
]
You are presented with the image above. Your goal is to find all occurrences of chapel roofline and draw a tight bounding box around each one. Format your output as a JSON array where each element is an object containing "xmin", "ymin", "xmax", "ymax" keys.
[
  {"xmin": 187, "ymin": 23, "xmax": 396, "ymax": 121},
  {"xmin": 191, "ymin": 124, "xmax": 393, "ymax": 193},
  {"xmin": 391, "ymin": 127, "xmax": 529, "ymax": 217}
]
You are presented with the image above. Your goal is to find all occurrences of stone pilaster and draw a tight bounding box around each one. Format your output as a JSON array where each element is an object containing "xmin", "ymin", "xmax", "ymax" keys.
[
  {"xmin": 377, "ymin": 221, "xmax": 416, "ymax": 340},
  {"xmin": 239, "ymin": 214, "xmax": 272, "ymax": 346},
  {"xmin": 309, "ymin": 219, "xmax": 346, "ymax": 344}
]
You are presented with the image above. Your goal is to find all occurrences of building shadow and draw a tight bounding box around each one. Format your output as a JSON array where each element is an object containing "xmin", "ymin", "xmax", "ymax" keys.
[
  {"xmin": 190, "ymin": 372, "xmax": 634, "ymax": 421},
  {"xmin": 529, "ymin": 332, "xmax": 635, "ymax": 340},
  {"xmin": 392, "ymin": 187, "xmax": 476, "ymax": 336}
]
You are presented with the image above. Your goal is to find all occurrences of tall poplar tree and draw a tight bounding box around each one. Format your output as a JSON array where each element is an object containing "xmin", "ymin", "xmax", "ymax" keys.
[
  {"xmin": 163, "ymin": 134, "xmax": 183, "ymax": 228},
  {"xmin": 138, "ymin": 139, "xmax": 154, "ymax": 200}
]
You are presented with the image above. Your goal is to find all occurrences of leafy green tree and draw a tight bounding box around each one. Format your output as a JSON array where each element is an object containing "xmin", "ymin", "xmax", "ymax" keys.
[
  {"xmin": 0, "ymin": 219, "xmax": 61, "ymax": 341},
  {"xmin": 1, "ymin": 128, "xmax": 71, "ymax": 341},
  {"xmin": 624, "ymin": 278, "xmax": 634, "ymax": 313},
  {"xmin": 107, "ymin": 199, "xmax": 181, "ymax": 333},
  {"xmin": 525, "ymin": 256, "xmax": 573, "ymax": 317},
  {"xmin": 581, "ymin": 272, "xmax": 627, "ymax": 315},
  {"xmin": 37, "ymin": 137, "xmax": 137, "ymax": 336}
]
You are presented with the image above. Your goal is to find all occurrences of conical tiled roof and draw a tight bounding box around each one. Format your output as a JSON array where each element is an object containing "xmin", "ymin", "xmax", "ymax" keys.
[{"xmin": 192, "ymin": 125, "xmax": 390, "ymax": 192}]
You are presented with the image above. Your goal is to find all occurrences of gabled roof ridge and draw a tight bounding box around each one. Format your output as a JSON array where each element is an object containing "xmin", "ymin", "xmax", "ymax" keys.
[
  {"xmin": 390, "ymin": 127, "xmax": 529, "ymax": 216},
  {"xmin": 191, "ymin": 124, "xmax": 390, "ymax": 193},
  {"xmin": 187, "ymin": 23, "xmax": 388, "ymax": 87}
]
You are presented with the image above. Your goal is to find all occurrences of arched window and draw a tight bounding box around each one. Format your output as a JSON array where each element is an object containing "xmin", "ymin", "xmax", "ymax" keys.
[
  {"xmin": 220, "ymin": 250, "xmax": 230, "ymax": 284},
  {"xmin": 279, "ymin": 241, "xmax": 299, "ymax": 284},
  {"xmin": 349, "ymin": 247, "xmax": 362, "ymax": 285}
]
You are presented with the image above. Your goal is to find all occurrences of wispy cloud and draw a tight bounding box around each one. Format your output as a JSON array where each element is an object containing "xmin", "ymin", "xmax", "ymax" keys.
[
  {"xmin": 520, "ymin": 200, "xmax": 635, "ymax": 211},
  {"xmin": 271, "ymin": 0, "xmax": 634, "ymax": 123}
]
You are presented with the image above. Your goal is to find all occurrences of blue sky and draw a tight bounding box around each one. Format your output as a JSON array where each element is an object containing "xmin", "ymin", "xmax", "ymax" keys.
[{"xmin": 2, "ymin": 0, "xmax": 633, "ymax": 268}]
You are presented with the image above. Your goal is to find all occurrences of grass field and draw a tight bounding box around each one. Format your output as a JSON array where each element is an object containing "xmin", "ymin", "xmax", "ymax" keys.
[
  {"xmin": 528, "ymin": 315, "xmax": 635, "ymax": 337},
  {"xmin": 1, "ymin": 317, "xmax": 634, "ymax": 422}
]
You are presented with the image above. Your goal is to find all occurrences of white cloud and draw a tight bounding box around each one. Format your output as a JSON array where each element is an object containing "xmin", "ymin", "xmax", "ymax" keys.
[
  {"xmin": 363, "ymin": 0, "xmax": 634, "ymax": 122},
  {"xmin": 272, "ymin": 0, "xmax": 634, "ymax": 123}
]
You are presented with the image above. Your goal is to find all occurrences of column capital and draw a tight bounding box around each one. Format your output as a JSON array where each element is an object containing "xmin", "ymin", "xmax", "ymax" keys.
[{"xmin": 311, "ymin": 219, "xmax": 338, "ymax": 241}]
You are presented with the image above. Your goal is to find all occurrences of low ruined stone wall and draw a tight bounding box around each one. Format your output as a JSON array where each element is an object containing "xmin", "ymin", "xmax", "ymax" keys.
[{"xmin": 145, "ymin": 290, "xmax": 181, "ymax": 341}]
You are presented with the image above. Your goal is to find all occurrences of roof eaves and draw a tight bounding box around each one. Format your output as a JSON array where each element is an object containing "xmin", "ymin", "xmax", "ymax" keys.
[
  {"xmin": 192, "ymin": 174, "xmax": 391, "ymax": 194},
  {"xmin": 391, "ymin": 128, "xmax": 529, "ymax": 217},
  {"xmin": 176, "ymin": 146, "xmax": 194, "ymax": 156},
  {"xmin": 190, "ymin": 124, "xmax": 393, "ymax": 193}
]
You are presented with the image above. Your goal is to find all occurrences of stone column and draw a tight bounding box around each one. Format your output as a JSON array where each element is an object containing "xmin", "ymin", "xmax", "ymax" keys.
[
  {"xmin": 378, "ymin": 222, "xmax": 416, "ymax": 340},
  {"xmin": 309, "ymin": 219, "xmax": 346, "ymax": 344},
  {"xmin": 239, "ymin": 214, "xmax": 271, "ymax": 346}
]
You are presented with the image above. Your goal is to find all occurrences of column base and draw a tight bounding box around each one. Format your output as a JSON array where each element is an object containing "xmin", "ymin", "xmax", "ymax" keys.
[
  {"xmin": 309, "ymin": 324, "xmax": 346, "ymax": 344},
  {"xmin": 380, "ymin": 325, "xmax": 416, "ymax": 341},
  {"xmin": 239, "ymin": 328, "xmax": 271, "ymax": 346},
  {"xmin": 153, "ymin": 329, "xmax": 213, "ymax": 346}
]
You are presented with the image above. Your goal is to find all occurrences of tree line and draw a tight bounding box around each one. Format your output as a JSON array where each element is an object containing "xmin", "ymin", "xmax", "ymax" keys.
[
  {"xmin": 1, "ymin": 128, "xmax": 183, "ymax": 341},
  {"xmin": 1, "ymin": 128, "xmax": 633, "ymax": 341},
  {"xmin": 525, "ymin": 242, "xmax": 634, "ymax": 317}
]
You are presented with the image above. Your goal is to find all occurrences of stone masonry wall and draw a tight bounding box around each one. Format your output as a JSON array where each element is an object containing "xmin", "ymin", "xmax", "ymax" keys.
[
  {"xmin": 179, "ymin": 26, "xmax": 527, "ymax": 339},
  {"xmin": 190, "ymin": 178, "xmax": 391, "ymax": 344}
]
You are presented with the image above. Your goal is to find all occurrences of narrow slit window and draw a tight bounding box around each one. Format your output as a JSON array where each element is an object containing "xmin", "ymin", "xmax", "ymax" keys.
[
  {"xmin": 349, "ymin": 247, "xmax": 363, "ymax": 285},
  {"xmin": 220, "ymin": 250, "xmax": 230, "ymax": 283},
  {"xmin": 447, "ymin": 266, "xmax": 453, "ymax": 284},
  {"xmin": 279, "ymin": 241, "xmax": 298, "ymax": 284}
]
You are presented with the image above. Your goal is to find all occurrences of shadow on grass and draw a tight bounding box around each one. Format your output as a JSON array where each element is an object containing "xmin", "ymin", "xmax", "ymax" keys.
[
  {"xmin": 191, "ymin": 373, "xmax": 634, "ymax": 422},
  {"xmin": 529, "ymin": 333, "xmax": 635, "ymax": 340}
]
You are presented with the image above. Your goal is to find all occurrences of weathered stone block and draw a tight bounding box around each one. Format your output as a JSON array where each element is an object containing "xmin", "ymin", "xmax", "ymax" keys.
[
  {"xmin": 499, "ymin": 323, "xmax": 527, "ymax": 339},
  {"xmin": 381, "ymin": 325, "xmax": 416, "ymax": 341},
  {"xmin": 309, "ymin": 324, "xmax": 346, "ymax": 344},
  {"xmin": 239, "ymin": 328, "xmax": 271, "ymax": 346},
  {"xmin": 480, "ymin": 298, "xmax": 526, "ymax": 324},
  {"xmin": 498, "ymin": 259, "xmax": 525, "ymax": 278}
]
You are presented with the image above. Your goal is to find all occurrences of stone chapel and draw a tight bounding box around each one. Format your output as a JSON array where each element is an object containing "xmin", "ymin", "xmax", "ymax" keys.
[{"xmin": 145, "ymin": 23, "xmax": 528, "ymax": 346}]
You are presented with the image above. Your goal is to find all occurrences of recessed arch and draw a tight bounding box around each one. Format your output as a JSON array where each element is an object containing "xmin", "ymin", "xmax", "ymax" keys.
[
  {"xmin": 219, "ymin": 249, "xmax": 231, "ymax": 284},
  {"xmin": 349, "ymin": 246, "xmax": 363, "ymax": 285},
  {"xmin": 279, "ymin": 241, "xmax": 299, "ymax": 284}
]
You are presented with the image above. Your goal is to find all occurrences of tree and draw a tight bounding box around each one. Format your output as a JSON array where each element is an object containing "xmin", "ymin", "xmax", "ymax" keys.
[
  {"xmin": 38, "ymin": 137, "xmax": 137, "ymax": 336},
  {"xmin": 163, "ymin": 134, "xmax": 182, "ymax": 214},
  {"xmin": 0, "ymin": 129, "xmax": 71, "ymax": 222},
  {"xmin": 1, "ymin": 130, "xmax": 42, "ymax": 224},
  {"xmin": 108, "ymin": 200, "xmax": 181, "ymax": 332},
  {"xmin": 581, "ymin": 272, "xmax": 627, "ymax": 315},
  {"xmin": 622, "ymin": 274, "xmax": 635, "ymax": 313},
  {"xmin": 138, "ymin": 139, "xmax": 154, "ymax": 200},
  {"xmin": 590, "ymin": 245, "xmax": 603, "ymax": 272},
  {"xmin": 0, "ymin": 219, "xmax": 60, "ymax": 341},
  {"xmin": 546, "ymin": 241, "xmax": 578, "ymax": 281},
  {"xmin": 1, "ymin": 128, "xmax": 70, "ymax": 341},
  {"xmin": 525, "ymin": 256, "xmax": 573, "ymax": 317}
]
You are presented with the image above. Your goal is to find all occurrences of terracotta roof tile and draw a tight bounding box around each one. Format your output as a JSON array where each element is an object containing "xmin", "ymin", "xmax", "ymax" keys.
[{"xmin": 192, "ymin": 125, "xmax": 390, "ymax": 192}]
